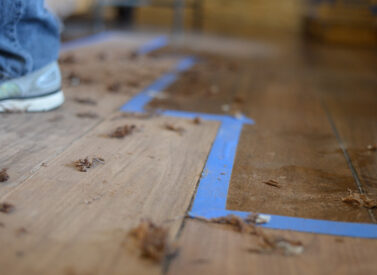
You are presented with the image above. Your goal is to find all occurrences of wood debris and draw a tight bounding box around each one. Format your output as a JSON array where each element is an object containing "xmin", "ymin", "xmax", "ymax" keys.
[
  {"xmin": 108, "ymin": 125, "xmax": 136, "ymax": 138},
  {"xmin": 59, "ymin": 54, "xmax": 77, "ymax": 64},
  {"xmin": 164, "ymin": 123, "xmax": 185, "ymax": 135},
  {"xmin": 73, "ymin": 97, "xmax": 97, "ymax": 106},
  {"xmin": 193, "ymin": 117, "xmax": 202, "ymax": 125},
  {"xmin": 73, "ymin": 157, "xmax": 105, "ymax": 172},
  {"xmin": 342, "ymin": 189, "xmax": 377, "ymax": 209},
  {"xmin": 233, "ymin": 96, "xmax": 245, "ymax": 104},
  {"xmin": 15, "ymin": 227, "xmax": 28, "ymax": 237},
  {"xmin": 129, "ymin": 220, "xmax": 176, "ymax": 262},
  {"xmin": 66, "ymin": 72, "xmax": 93, "ymax": 86},
  {"xmin": 195, "ymin": 214, "xmax": 303, "ymax": 256},
  {"xmin": 107, "ymin": 82, "xmax": 122, "ymax": 93},
  {"xmin": 76, "ymin": 112, "xmax": 99, "ymax": 119},
  {"xmin": 97, "ymin": 51, "xmax": 108, "ymax": 61},
  {"xmin": 0, "ymin": 168, "xmax": 9, "ymax": 182},
  {"xmin": 126, "ymin": 79, "xmax": 140, "ymax": 88},
  {"xmin": 263, "ymin": 180, "xmax": 281, "ymax": 188},
  {"xmin": 0, "ymin": 202, "xmax": 15, "ymax": 214},
  {"xmin": 249, "ymin": 234, "xmax": 304, "ymax": 256},
  {"xmin": 367, "ymin": 144, "xmax": 377, "ymax": 151}
]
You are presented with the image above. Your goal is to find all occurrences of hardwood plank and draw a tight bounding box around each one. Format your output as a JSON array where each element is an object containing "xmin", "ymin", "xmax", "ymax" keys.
[
  {"xmin": 168, "ymin": 220, "xmax": 377, "ymax": 275},
  {"xmin": 0, "ymin": 36, "xmax": 177, "ymax": 198},
  {"xmin": 149, "ymin": 46, "xmax": 372, "ymax": 222},
  {"xmin": 0, "ymin": 114, "xmax": 219, "ymax": 275}
]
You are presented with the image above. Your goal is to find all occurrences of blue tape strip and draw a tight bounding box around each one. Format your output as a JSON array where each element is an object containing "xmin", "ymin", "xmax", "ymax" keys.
[
  {"xmin": 61, "ymin": 31, "xmax": 169, "ymax": 55},
  {"xmin": 61, "ymin": 31, "xmax": 119, "ymax": 52},
  {"xmin": 120, "ymin": 57, "xmax": 196, "ymax": 112}
]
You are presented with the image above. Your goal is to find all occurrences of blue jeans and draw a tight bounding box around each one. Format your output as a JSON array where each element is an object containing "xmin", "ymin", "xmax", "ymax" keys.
[{"xmin": 0, "ymin": 0, "xmax": 60, "ymax": 83}]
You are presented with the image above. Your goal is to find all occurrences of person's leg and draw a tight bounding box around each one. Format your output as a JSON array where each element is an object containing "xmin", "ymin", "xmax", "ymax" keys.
[
  {"xmin": 0, "ymin": 0, "xmax": 63, "ymax": 112},
  {"xmin": 0, "ymin": 0, "xmax": 60, "ymax": 81}
]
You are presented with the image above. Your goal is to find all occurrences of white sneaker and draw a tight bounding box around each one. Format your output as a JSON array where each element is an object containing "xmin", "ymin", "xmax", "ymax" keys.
[{"xmin": 0, "ymin": 62, "xmax": 64, "ymax": 112}]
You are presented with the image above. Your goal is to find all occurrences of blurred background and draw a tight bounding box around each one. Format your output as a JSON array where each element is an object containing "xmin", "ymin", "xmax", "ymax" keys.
[{"xmin": 47, "ymin": 0, "xmax": 377, "ymax": 48}]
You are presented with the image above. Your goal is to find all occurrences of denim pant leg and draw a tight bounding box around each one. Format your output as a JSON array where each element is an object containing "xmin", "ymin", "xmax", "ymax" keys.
[{"xmin": 0, "ymin": 0, "xmax": 60, "ymax": 83}]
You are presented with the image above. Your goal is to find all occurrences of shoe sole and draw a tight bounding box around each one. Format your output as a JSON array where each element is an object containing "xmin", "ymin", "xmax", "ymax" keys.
[{"xmin": 0, "ymin": 90, "xmax": 64, "ymax": 112}]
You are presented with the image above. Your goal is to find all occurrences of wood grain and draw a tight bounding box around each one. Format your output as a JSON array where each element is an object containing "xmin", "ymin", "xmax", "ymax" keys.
[
  {"xmin": 0, "ymin": 114, "xmax": 219, "ymax": 275},
  {"xmin": 0, "ymin": 37, "xmax": 177, "ymax": 198}
]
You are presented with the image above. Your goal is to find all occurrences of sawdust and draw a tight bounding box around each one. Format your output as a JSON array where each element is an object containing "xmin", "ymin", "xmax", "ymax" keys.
[
  {"xmin": 108, "ymin": 125, "xmax": 136, "ymax": 138},
  {"xmin": 97, "ymin": 51, "xmax": 108, "ymax": 61},
  {"xmin": 107, "ymin": 82, "xmax": 122, "ymax": 93},
  {"xmin": 73, "ymin": 97, "xmax": 97, "ymax": 106},
  {"xmin": 73, "ymin": 157, "xmax": 105, "ymax": 172},
  {"xmin": 248, "ymin": 234, "xmax": 304, "ymax": 256},
  {"xmin": 193, "ymin": 117, "xmax": 202, "ymax": 125},
  {"xmin": 263, "ymin": 180, "xmax": 281, "ymax": 188},
  {"xmin": 194, "ymin": 214, "xmax": 303, "ymax": 256},
  {"xmin": 0, "ymin": 202, "xmax": 15, "ymax": 214},
  {"xmin": 233, "ymin": 96, "xmax": 245, "ymax": 104},
  {"xmin": 15, "ymin": 227, "xmax": 28, "ymax": 237},
  {"xmin": 76, "ymin": 112, "xmax": 99, "ymax": 119},
  {"xmin": 59, "ymin": 54, "xmax": 77, "ymax": 64},
  {"xmin": 129, "ymin": 220, "xmax": 176, "ymax": 262},
  {"xmin": 164, "ymin": 123, "xmax": 185, "ymax": 135},
  {"xmin": 342, "ymin": 189, "xmax": 377, "ymax": 209},
  {"xmin": 0, "ymin": 168, "xmax": 9, "ymax": 182}
]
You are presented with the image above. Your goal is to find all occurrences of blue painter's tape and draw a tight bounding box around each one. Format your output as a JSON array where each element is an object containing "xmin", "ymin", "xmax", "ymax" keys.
[
  {"xmin": 137, "ymin": 35, "xmax": 169, "ymax": 55},
  {"xmin": 120, "ymin": 56, "xmax": 197, "ymax": 113},
  {"xmin": 189, "ymin": 209, "xmax": 377, "ymax": 239},
  {"xmin": 61, "ymin": 31, "xmax": 119, "ymax": 52},
  {"xmin": 190, "ymin": 118, "xmax": 247, "ymax": 212},
  {"xmin": 61, "ymin": 32, "xmax": 169, "ymax": 55}
]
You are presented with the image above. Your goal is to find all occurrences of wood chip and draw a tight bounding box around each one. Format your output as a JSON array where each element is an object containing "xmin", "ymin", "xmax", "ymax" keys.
[
  {"xmin": 0, "ymin": 168, "xmax": 9, "ymax": 182},
  {"xmin": 107, "ymin": 82, "xmax": 122, "ymax": 93},
  {"xmin": 73, "ymin": 97, "xmax": 97, "ymax": 106},
  {"xmin": 193, "ymin": 117, "xmax": 202, "ymax": 125},
  {"xmin": 262, "ymin": 180, "xmax": 281, "ymax": 188},
  {"xmin": 59, "ymin": 54, "xmax": 77, "ymax": 64},
  {"xmin": 76, "ymin": 112, "xmax": 99, "ymax": 119},
  {"xmin": 233, "ymin": 96, "xmax": 245, "ymax": 104},
  {"xmin": 0, "ymin": 202, "xmax": 15, "ymax": 214},
  {"xmin": 164, "ymin": 123, "xmax": 185, "ymax": 135},
  {"xmin": 129, "ymin": 220, "xmax": 176, "ymax": 262},
  {"xmin": 108, "ymin": 125, "xmax": 136, "ymax": 138},
  {"xmin": 73, "ymin": 157, "xmax": 105, "ymax": 172},
  {"xmin": 15, "ymin": 227, "xmax": 28, "ymax": 237},
  {"xmin": 367, "ymin": 144, "xmax": 377, "ymax": 151},
  {"xmin": 342, "ymin": 189, "xmax": 377, "ymax": 209},
  {"xmin": 195, "ymin": 214, "xmax": 303, "ymax": 256}
]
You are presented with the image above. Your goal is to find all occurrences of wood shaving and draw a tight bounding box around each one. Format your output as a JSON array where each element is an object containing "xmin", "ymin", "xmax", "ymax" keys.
[
  {"xmin": 193, "ymin": 117, "xmax": 202, "ymax": 125},
  {"xmin": 0, "ymin": 168, "xmax": 9, "ymax": 182},
  {"xmin": 195, "ymin": 214, "xmax": 303, "ymax": 256},
  {"xmin": 15, "ymin": 227, "xmax": 28, "ymax": 237},
  {"xmin": 0, "ymin": 202, "xmax": 15, "ymax": 214},
  {"xmin": 263, "ymin": 180, "xmax": 281, "ymax": 188},
  {"xmin": 108, "ymin": 125, "xmax": 136, "ymax": 138},
  {"xmin": 76, "ymin": 112, "xmax": 99, "ymax": 119},
  {"xmin": 342, "ymin": 189, "xmax": 377, "ymax": 209},
  {"xmin": 73, "ymin": 97, "xmax": 97, "ymax": 106},
  {"xmin": 59, "ymin": 54, "xmax": 77, "ymax": 64},
  {"xmin": 233, "ymin": 96, "xmax": 245, "ymax": 104},
  {"xmin": 164, "ymin": 123, "xmax": 185, "ymax": 135},
  {"xmin": 367, "ymin": 144, "xmax": 377, "ymax": 151},
  {"xmin": 73, "ymin": 157, "xmax": 105, "ymax": 172},
  {"xmin": 129, "ymin": 220, "xmax": 176, "ymax": 262},
  {"xmin": 107, "ymin": 82, "xmax": 122, "ymax": 93}
]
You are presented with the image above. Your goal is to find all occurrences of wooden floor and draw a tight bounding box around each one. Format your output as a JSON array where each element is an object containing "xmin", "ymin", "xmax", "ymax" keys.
[{"xmin": 0, "ymin": 33, "xmax": 376, "ymax": 275}]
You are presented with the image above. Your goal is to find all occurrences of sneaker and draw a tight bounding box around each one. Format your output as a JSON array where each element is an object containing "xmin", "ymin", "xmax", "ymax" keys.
[{"xmin": 0, "ymin": 62, "xmax": 64, "ymax": 112}]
